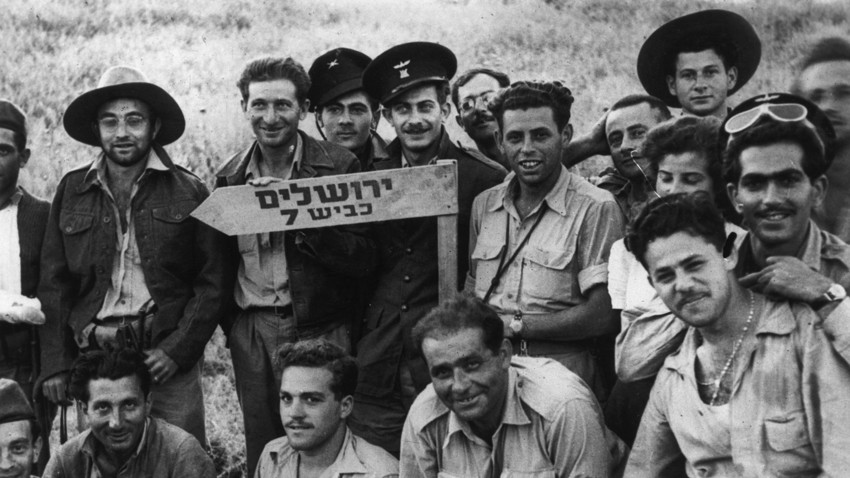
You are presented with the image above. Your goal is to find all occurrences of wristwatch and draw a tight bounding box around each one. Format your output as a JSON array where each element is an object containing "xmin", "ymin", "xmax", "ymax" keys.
[{"xmin": 812, "ymin": 283, "xmax": 847, "ymax": 309}]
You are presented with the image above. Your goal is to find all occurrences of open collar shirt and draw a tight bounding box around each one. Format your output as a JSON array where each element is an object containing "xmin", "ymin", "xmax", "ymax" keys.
[
  {"xmin": 467, "ymin": 166, "xmax": 623, "ymax": 316},
  {"xmin": 400, "ymin": 356, "xmax": 626, "ymax": 478},
  {"xmin": 255, "ymin": 427, "xmax": 399, "ymax": 478},
  {"xmin": 626, "ymin": 298, "xmax": 850, "ymax": 478},
  {"xmin": 0, "ymin": 188, "xmax": 23, "ymax": 294},
  {"xmin": 234, "ymin": 135, "xmax": 303, "ymax": 309}
]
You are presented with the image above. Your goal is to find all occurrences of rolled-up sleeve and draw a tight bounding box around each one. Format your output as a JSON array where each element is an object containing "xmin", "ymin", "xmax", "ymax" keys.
[{"xmin": 577, "ymin": 198, "xmax": 624, "ymax": 295}]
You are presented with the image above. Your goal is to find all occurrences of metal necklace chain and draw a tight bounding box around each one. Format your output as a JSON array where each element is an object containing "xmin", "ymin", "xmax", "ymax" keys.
[{"xmin": 705, "ymin": 290, "xmax": 756, "ymax": 406}]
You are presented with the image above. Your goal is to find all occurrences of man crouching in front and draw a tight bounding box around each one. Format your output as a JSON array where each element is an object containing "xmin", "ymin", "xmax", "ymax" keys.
[
  {"xmin": 400, "ymin": 295, "xmax": 626, "ymax": 477},
  {"xmin": 42, "ymin": 349, "xmax": 213, "ymax": 477}
]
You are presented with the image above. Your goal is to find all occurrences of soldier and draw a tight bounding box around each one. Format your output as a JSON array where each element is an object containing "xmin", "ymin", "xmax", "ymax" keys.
[
  {"xmin": 215, "ymin": 56, "xmax": 376, "ymax": 476},
  {"xmin": 308, "ymin": 47, "xmax": 389, "ymax": 171},
  {"xmin": 38, "ymin": 66, "xmax": 230, "ymax": 447},
  {"xmin": 0, "ymin": 379, "xmax": 41, "ymax": 478},
  {"xmin": 352, "ymin": 42, "xmax": 506, "ymax": 455},
  {"xmin": 451, "ymin": 68, "xmax": 511, "ymax": 167},
  {"xmin": 637, "ymin": 9, "xmax": 761, "ymax": 119}
]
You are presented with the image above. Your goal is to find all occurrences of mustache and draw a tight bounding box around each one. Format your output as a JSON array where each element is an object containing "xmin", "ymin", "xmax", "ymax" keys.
[
  {"xmin": 676, "ymin": 293, "xmax": 706, "ymax": 310},
  {"xmin": 403, "ymin": 125, "xmax": 430, "ymax": 134}
]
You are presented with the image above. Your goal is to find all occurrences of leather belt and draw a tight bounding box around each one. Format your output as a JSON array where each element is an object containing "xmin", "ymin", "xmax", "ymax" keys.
[{"xmin": 247, "ymin": 304, "xmax": 294, "ymax": 317}]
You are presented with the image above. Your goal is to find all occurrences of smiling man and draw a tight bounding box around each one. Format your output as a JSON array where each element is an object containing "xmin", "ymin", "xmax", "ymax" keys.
[
  {"xmin": 42, "ymin": 349, "xmax": 213, "ymax": 477},
  {"xmin": 308, "ymin": 47, "xmax": 389, "ymax": 171},
  {"xmin": 792, "ymin": 36, "xmax": 850, "ymax": 242},
  {"xmin": 255, "ymin": 340, "xmax": 398, "ymax": 478},
  {"xmin": 0, "ymin": 379, "xmax": 41, "ymax": 478},
  {"xmin": 216, "ymin": 56, "xmax": 376, "ymax": 476},
  {"xmin": 624, "ymin": 193, "xmax": 850, "ymax": 477},
  {"xmin": 401, "ymin": 295, "xmax": 626, "ymax": 477},
  {"xmin": 466, "ymin": 81, "xmax": 624, "ymax": 400},
  {"xmin": 451, "ymin": 68, "xmax": 511, "ymax": 167},
  {"xmin": 352, "ymin": 42, "xmax": 505, "ymax": 455},
  {"xmin": 637, "ymin": 9, "xmax": 761, "ymax": 119},
  {"xmin": 38, "ymin": 66, "xmax": 230, "ymax": 450}
]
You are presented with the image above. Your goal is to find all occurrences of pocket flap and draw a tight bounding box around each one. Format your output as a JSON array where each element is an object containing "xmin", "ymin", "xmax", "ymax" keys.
[
  {"xmin": 524, "ymin": 245, "xmax": 574, "ymax": 270},
  {"xmin": 152, "ymin": 201, "xmax": 196, "ymax": 223},
  {"xmin": 471, "ymin": 242, "xmax": 505, "ymax": 261},
  {"xmin": 59, "ymin": 212, "xmax": 94, "ymax": 235},
  {"xmin": 764, "ymin": 412, "xmax": 810, "ymax": 451}
]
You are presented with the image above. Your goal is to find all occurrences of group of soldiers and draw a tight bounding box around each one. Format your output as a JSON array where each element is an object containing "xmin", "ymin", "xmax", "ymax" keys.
[{"xmin": 2, "ymin": 6, "xmax": 850, "ymax": 478}]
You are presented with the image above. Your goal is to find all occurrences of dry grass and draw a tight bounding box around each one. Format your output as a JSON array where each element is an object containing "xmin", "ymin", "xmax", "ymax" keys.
[{"xmin": 16, "ymin": 0, "xmax": 848, "ymax": 475}]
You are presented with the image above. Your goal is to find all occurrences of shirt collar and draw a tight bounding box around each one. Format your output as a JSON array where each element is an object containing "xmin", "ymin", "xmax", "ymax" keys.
[
  {"xmin": 489, "ymin": 165, "xmax": 571, "ymax": 217},
  {"xmin": 737, "ymin": 221, "xmax": 822, "ymax": 276},
  {"xmin": 267, "ymin": 427, "xmax": 367, "ymax": 475},
  {"xmin": 444, "ymin": 367, "xmax": 530, "ymax": 450},
  {"xmin": 83, "ymin": 148, "xmax": 169, "ymax": 188},
  {"xmin": 82, "ymin": 418, "xmax": 151, "ymax": 470},
  {"xmin": 246, "ymin": 134, "xmax": 303, "ymax": 180},
  {"xmin": 0, "ymin": 187, "xmax": 23, "ymax": 210}
]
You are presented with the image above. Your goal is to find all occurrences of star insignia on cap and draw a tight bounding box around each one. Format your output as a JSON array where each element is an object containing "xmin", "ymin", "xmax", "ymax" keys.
[
  {"xmin": 394, "ymin": 60, "xmax": 411, "ymax": 79},
  {"xmin": 327, "ymin": 59, "xmax": 339, "ymax": 69}
]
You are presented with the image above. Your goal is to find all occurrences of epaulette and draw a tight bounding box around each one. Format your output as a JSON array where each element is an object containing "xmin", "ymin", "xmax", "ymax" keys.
[{"xmin": 455, "ymin": 141, "xmax": 506, "ymax": 172}]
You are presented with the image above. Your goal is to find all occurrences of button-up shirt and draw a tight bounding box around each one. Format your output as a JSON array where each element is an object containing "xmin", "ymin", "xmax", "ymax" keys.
[
  {"xmin": 400, "ymin": 356, "xmax": 627, "ymax": 478},
  {"xmin": 234, "ymin": 135, "xmax": 303, "ymax": 309},
  {"xmin": 0, "ymin": 188, "xmax": 22, "ymax": 294},
  {"xmin": 256, "ymin": 427, "xmax": 399, "ymax": 478},
  {"xmin": 42, "ymin": 417, "xmax": 215, "ymax": 478},
  {"xmin": 467, "ymin": 166, "xmax": 623, "ymax": 319},
  {"xmin": 626, "ymin": 298, "xmax": 850, "ymax": 477}
]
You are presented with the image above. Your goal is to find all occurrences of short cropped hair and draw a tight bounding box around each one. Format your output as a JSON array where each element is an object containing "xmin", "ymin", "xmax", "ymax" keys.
[
  {"xmin": 667, "ymin": 34, "xmax": 739, "ymax": 76},
  {"xmin": 237, "ymin": 57, "xmax": 311, "ymax": 106},
  {"xmin": 609, "ymin": 94, "xmax": 672, "ymax": 122},
  {"xmin": 413, "ymin": 294, "xmax": 504, "ymax": 357},
  {"xmin": 490, "ymin": 80, "xmax": 574, "ymax": 132},
  {"xmin": 792, "ymin": 36, "xmax": 850, "ymax": 94},
  {"xmin": 626, "ymin": 192, "xmax": 726, "ymax": 269},
  {"xmin": 723, "ymin": 118, "xmax": 828, "ymax": 184},
  {"xmin": 451, "ymin": 68, "xmax": 511, "ymax": 110},
  {"xmin": 276, "ymin": 339, "xmax": 357, "ymax": 400},
  {"xmin": 69, "ymin": 349, "xmax": 152, "ymax": 404}
]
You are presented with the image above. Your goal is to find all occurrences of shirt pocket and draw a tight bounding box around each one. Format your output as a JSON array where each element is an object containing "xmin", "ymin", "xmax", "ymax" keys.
[
  {"xmin": 151, "ymin": 200, "xmax": 197, "ymax": 270},
  {"xmin": 522, "ymin": 245, "xmax": 576, "ymax": 304},
  {"xmin": 763, "ymin": 411, "xmax": 818, "ymax": 475},
  {"xmin": 471, "ymin": 242, "xmax": 505, "ymax": 298},
  {"xmin": 501, "ymin": 469, "xmax": 556, "ymax": 478},
  {"xmin": 59, "ymin": 211, "xmax": 95, "ymax": 274}
]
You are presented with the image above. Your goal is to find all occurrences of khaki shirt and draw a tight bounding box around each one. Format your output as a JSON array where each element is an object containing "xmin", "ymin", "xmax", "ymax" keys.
[{"xmin": 400, "ymin": 356, "xmax": 627, "ymax": 478}]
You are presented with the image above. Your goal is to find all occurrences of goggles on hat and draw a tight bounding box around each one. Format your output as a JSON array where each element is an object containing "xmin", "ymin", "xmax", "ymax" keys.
[{"xmin": 724, "ymin": 102, "xmax": 808, "ymax": 134}]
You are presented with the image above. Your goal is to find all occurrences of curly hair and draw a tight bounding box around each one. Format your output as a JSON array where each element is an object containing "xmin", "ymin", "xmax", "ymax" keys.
[
  {"xmin": 489, "ymin": 80, "xmax": 574, "ymax": 132},
  {"xmin": 626, "ymin": 192, "xmax": 727, "ymax": 269},
  {"xmin": 236, "ymin": 57, "xmax": 311, "ymax": 106},
  {"xmin": 723, "ymin": 117, "xmax": 828, "ymax": 185},
  {"xmin": 69, "ymin": 349, "xmax": 152, "ymax": 404},
  {"xmin": 276, "ymin": 339, "xmax": 358, "ymax": 400},
  {"xmin": 412, "ymin": 294, "xmax": 504, "ymax": 357}
]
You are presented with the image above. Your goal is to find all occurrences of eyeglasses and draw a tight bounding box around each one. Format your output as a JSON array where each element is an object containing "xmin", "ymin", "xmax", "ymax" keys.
[
  {"xmin": 97, "ymin": 115, "xmax": 149, "ymax": 132},
  {"xmin": 724, "ymin": 102, "xmax": 808, "ymax": 134},
  {"xmin": 459, "ymin": 91, "xmax": 496, "ymax": 113}
]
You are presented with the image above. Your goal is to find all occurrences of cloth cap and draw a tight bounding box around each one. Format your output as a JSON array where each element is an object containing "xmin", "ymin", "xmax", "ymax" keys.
[
  {"xmin": 308, "ymin": 48, "xmax": 373, "ymax": 111},
  {"xmin": 0, "ymin": 378, "xmax": 35, "ymax": 425},
  {"xmin": 637, "ymin": 9, "xmax": 762, "ymax": 108},
  {"xmin": 63, "ymin": 65, "xmax": 186, "ymax": 146},
  {"xmin": 0, "ymin": 100, "xmax": 27, "ymax": 143},
  {"xmin": 362, "ymin": 42, "xmax": 457, "ymax": 105}
]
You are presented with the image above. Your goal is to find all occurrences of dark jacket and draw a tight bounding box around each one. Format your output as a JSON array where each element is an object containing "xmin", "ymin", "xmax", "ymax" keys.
[
  {"xmin": 215, "ymin": 131, "xmax": 377, "ymax": 339},
  {"xmin": 354, "ymin": 133, "xmax": 390, "ymax": 172},
  {"xmin": 356, "ymin": 128, "xmax": 506, "ymax": 398},
  {"xmin": 0, "ymin": 188, "xmax": 50, "ymax": 375},
  {"xmin": 38, "ymin": 146, "xmax": 233, "ymax": 381}
]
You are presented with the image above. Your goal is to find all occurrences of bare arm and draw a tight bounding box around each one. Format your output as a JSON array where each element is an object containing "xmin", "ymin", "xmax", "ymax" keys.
[{"xmin": 503, "ymin": 285, "xmax": 617, "ymax": 341}]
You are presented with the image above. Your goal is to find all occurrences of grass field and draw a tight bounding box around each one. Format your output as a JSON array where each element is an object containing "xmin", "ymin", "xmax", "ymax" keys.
[{"xmin": 6, "ymin": 0, "xmax": 848, "ymax": 475}]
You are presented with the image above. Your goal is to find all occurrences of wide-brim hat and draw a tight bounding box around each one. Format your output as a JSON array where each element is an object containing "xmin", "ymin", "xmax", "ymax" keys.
[
  {"xmin": 637, "ymin": 9, "xmax": 762, "ymax": 108},
  {"xmin": 362, "ymin": 42, "xmax": 457, "ymax": 105},
  {"xmin": 719, "ymin": 92, "xmax": 836, "ymax": 167},
  {"xmin": 308, "ymin": 48, "xmax": 373, "ymax": 111},
  {"xmin": 63, "ymin": 66, "xmax": 185, "ymax": 146}
]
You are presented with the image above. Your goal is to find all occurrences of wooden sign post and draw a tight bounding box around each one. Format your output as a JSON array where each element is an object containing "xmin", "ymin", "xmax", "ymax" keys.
[{"xmin": 192, "ymin": 161, "xmax": 459, "ymax": 301}]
